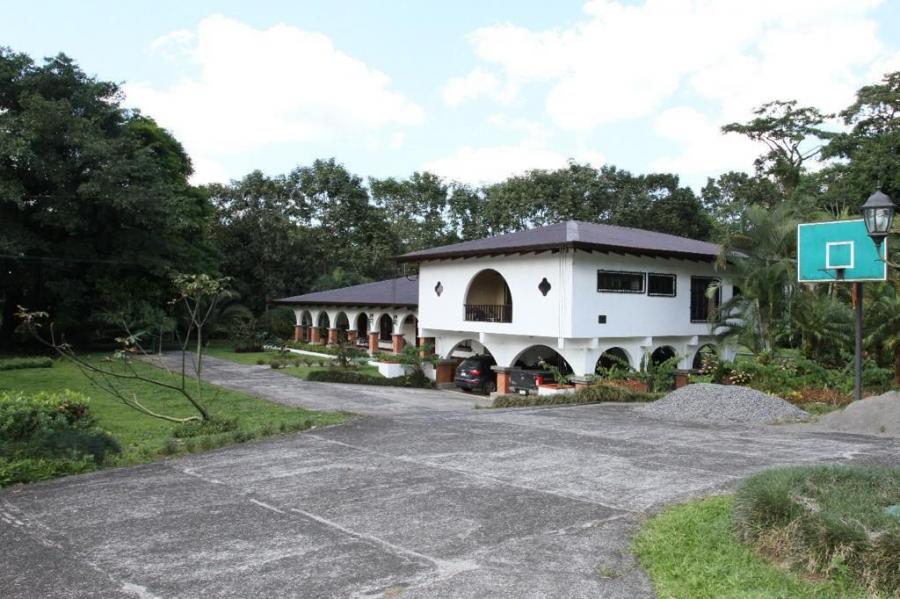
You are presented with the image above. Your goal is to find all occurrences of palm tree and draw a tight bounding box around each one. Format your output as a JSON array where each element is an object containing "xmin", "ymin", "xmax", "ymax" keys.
[
  {"xmin": 864, "ymin": 281, "xmax": 900, "ymax": 385},
  {"xmin": 713, "ymin": 205, "xmax": 799, "ymax": 355},
  {"xmin": 790, "ymin": 291, "xmax": 852, "ymax": 364}
]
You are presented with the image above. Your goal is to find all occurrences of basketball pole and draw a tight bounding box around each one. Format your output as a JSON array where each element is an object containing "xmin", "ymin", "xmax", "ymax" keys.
[{"xmin": 854, "ymin": 281, "xmax": 863, "ymax": 403}]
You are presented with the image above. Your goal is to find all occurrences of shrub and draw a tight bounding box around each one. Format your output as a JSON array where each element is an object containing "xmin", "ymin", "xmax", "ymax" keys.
[
  {"xmin": 734, "ymin": 465, "xmax": 900, "ymax": 595},
  {"xmin": 0, "ymin": 456, "xmax": 96, "ymax": 486},
  {"xmin": 0, "ymin": 390, "xmax": 120, "ymax": 486},
  {"xmin": 492, "ymin": 384, "xmax": 660, "ymax": 408},
  {"xmin": 0, "ymin": 357, "xmax": 53, "ymax": 371},
  {"xmin": 306, "ymin": 369, "xmax": 432, "ymax": 388}
]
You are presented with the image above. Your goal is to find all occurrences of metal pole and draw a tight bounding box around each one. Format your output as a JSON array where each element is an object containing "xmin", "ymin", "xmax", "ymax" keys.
[{"xmin": 854, "ymin": 281, "xmax": 863, "ymax": 402}]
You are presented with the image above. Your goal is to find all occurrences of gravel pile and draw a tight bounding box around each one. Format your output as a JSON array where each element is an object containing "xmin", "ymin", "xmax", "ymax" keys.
[
  {"xmin": 809, "ymin": 391, "xmax": 900, "ymax": 436},
  {"xmin": 641, "ymin": 383, "xmax": 810, "ymax": 425}
]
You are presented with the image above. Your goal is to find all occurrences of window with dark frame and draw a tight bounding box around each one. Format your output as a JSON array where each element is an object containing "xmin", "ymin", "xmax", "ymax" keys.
[
  {"xmin": 647, "ymin": 273, "xmax": 676, "ymax": 297},
  {"xmin": 597, "ymin": 270, "xmax": 645, "ymax": 293},
  {"xmin": 690, "ymin": 277, "xmax": 720, "ymax": 322}
]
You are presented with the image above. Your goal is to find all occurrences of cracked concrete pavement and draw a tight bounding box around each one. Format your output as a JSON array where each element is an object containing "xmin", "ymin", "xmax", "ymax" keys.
[{"xmin": 2, "ymin": 355, "xmax": 897, "ymax": 598}]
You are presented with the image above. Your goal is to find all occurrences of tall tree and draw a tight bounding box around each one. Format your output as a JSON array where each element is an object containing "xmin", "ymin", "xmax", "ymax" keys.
[
  {"xmin": 207, "ymin": 171, "xmax": 309, "ymax": 313},
  {"xmin": 0, "ymin": 48, "xmax": 215, "ymax": 348},
  {"xmin": 722, "ymin": 100, "xmax": 832, "ymax": 196},
  {"xmin": 370, "ymin": 171, "xmax": 457, "ymax": 252}
]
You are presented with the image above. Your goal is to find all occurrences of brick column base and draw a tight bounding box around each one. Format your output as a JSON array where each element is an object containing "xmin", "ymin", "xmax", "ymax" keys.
[
  {"xmin": 436, "ymin": 359, "xmax": 457, "ymax": 384},
  {"xmin": 417, "ymin": 336, "xmax": 435, "ymax": 357},
  {"xmin": 368, "ymin": 332, "xmax": 379, "ymax": 353},
  {"xmin": 327, "ymin": 328, "xmax": 338, "ymax": 346},
  {"xmin": 674, "ymin": 370, "xmax": 691, "ymax": 389},
  {"xmin": 391, "ymin": 334, "xmax": 405, "ymax": 354},
  {"xmin": 347, "ymin": 330, "xmax": 358, "ymax": 344},
  {"xmin": 491, "ymin": 366, "xmax": 512, "ymax": 395},
  {"xmin": 293, "ymin": 325, "xmax": 303, "ymax": 342},
  {"xmin": 310, "ymin": 327, "xmax": 321, "ymax": 344}
]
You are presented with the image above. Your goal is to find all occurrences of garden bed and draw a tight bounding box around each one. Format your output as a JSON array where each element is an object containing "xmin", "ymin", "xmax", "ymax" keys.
[{"xmin": 492, "ymin": 383, "xmax": 660, "ymax": 408}]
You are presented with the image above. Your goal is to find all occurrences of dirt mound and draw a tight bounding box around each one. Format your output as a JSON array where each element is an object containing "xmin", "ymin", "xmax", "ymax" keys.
[
  {"xmin": 811, "ymin": 391, "xmax": 900, "ymax": 436},
  {"xmin": 641, "ymin": 383, "xmax": 809, "ymax": 425}
]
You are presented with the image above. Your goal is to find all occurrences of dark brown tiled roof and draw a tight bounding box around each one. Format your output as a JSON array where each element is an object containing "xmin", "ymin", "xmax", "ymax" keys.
[
  {"xmin": 274, "ymin": 277, "xmax": 418, "ymax": 307},
  {"xmin": 395, "ymin": 221, "xmax": 721, "ymax": 262}
]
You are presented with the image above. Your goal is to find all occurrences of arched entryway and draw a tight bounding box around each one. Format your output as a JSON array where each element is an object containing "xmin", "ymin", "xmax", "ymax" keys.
[
  {"xmin": 316, "ymin": 312, "xmax": 330, "ymax": 336},
  {"xmin": 378, "ymin": 314, "xmax": 393, "ymax": 342},
  {"xmin": 650, "ymin": 346, "xmax": 676, "ymax": 366},
  {"xmin": 692, "ymin": 344, "xmax": 718, "ymax": 370},
  {"xmin": 511, "ymin": 345, "xmax": 573, "ymax": 374},
  {"xmin": 334, "ymin": 312, "xmax": 350, "ymax": 343},
  {"xmin": 464, "ymin": 269, "xmax": 512, "ymax": 323},
  {"xmin": 445, "ymin": 338, "xmax": 491, "ymax": 360},
  {"xmin": 355, "ymin": 313, "xmax": 369, "ymax": 345},
  {"xmin": 595, "ymin": 347, "xmax": 633, "ymax": 374},
  {"xmin": 400, "ymin": 314, "xmax": 418, "ymax": 346}
]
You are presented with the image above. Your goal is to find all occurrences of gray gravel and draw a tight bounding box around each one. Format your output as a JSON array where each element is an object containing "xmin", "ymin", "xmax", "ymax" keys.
[
  {"xmin": 641, "ymin": 383, "xmax": 810, "ymax": 425},
  {"xmin": 805, "ymin": 391, "xmax": 900, "ymax": 436}
]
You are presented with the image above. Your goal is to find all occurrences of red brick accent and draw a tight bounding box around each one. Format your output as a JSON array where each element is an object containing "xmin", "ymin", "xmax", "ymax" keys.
[
  {"xmin": 309, "ymin": 327, "xmax": 321, "ymax": 344},
  {"xmin": 674, "ymin": 372, "xmax": 690, "ymax": 389},
  {"xmin": 573, "ymin": 379, "xmax": 590, "ymax": 392},
  {"xmin": 368, "ymin": 332, "xmax": 379, "ymax": 353},
  {"xmin": 417, "ymin": 337, "xmax": 435, "ymax": 357},
  {"xmin": 391, "ymin": 334, "xmax": 405, "ymax": 354},
  {"xmin": 293, "ymin": 325, "xmax": 303, "ymax": 342},
  {"xmin": 347, "ymin": 330, "xmax": 358, "ymax": 344},
  {"xmin": 496, "ymin": 370, "xmax": 511, "ymax": 394},
  {"xmin": 327, "ymin": 328, "xmax": 338, "ymax": 346}
]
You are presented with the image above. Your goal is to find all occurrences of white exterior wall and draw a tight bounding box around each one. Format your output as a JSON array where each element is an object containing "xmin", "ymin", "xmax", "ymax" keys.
[
  {"xmin": 418, "ymin": 249, "xmax": 731, "ymax": 375},
  {"xmin": 571, "ymin": 250, "xmax": 732, "ymax": 338},
  {"xmin": 418, "ymin": 252, "xmax": 574, "ymax": 338}
]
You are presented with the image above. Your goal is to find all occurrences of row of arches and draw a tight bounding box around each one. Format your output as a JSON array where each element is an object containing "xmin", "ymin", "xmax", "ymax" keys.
[
  {"xmin": 444, "ymin": 339, "xmax": 718, "ymax": 373},
  {"xmin": 296, "ymin": 309, "xmax": 418, "ymax": 346}
]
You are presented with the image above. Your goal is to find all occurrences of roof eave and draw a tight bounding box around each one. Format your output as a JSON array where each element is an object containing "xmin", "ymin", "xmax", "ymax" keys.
[{"xmin": 395, "ymin": 241, "xmax": 718, "ymax": 264}]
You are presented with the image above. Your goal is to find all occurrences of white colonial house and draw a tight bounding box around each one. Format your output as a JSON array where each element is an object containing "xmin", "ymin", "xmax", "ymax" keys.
[{"xmin": 276, "ymin": 221, "xmax": 733, "ymax": 391}]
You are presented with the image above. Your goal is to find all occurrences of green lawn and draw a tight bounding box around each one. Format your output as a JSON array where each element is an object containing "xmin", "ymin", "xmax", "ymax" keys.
[
  {"xmin": 0, "ymin": 356, "xmax": 348, "ymax": 466},
  {"xmin": 633, "ymin": 495, "xmax": 865, "ymax": 599},
  {"xmin": 204, "ymin": 343, "xmax": 383, "ymax": 380}
]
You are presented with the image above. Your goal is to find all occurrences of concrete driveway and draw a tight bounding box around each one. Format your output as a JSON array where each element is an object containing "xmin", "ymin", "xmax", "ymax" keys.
[{"xmin": 2, "ymin": 357, "xmax": 897, "ymax": 598}]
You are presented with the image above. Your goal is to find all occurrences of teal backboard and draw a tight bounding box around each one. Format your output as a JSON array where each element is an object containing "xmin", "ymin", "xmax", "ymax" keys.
[{"xmin": 797, "ymin": 219, "xmax": 887, "ymax": 282}]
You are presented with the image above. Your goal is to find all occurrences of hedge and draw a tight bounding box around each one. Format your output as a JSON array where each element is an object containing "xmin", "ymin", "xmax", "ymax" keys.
[
  {"xmin": 492, "ymin": 383, "xmax": 662, "ymax": 408},
  {"xmin": 306, "ymin": 369, "xmax": 432, "ymax": 388},
  {"xmin": 0, "ymin": 357, "xmax": 53, "ymax": 371}
]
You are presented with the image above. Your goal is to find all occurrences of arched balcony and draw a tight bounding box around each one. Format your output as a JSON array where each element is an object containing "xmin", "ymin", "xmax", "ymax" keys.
[{"xmin": 464, "ymin": 269, "xmax": 512, "ymax": 323}]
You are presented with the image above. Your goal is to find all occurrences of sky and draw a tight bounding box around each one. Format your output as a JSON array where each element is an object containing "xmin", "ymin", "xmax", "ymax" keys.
[{"xmin": 3, "ymin": 0, "xmax": 900, "ymax": 189}]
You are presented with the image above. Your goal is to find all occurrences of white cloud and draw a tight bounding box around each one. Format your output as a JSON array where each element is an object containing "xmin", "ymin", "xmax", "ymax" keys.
[
  {"xmin": 651, "ymin": 106, "xmax": 759, "ymax": 177},
  {"xmin": 454, "ymin": 0, "xmax": 893, "ymax": 129},
  {"xmin": 441, "ymin": 68, "xmax": 517, "ymax": 106},
  {"xmin": 126, "ymin": 14, "xmax": 424, "ymax": 182},
  {"xmin": 422, "ymin": 136, "xmax": 604, "ymax": 185}
]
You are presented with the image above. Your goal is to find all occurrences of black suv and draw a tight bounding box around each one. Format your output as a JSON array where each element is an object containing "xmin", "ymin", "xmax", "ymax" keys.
[{"xmin": 453, "ymin": 354, "xmax": 497, "ymax": 394}]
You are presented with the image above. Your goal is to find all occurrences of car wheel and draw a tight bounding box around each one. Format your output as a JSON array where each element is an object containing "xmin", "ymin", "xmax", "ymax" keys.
[{"xmin": 483, "ymin": 380, "xmax": 496, "ymax": 394}]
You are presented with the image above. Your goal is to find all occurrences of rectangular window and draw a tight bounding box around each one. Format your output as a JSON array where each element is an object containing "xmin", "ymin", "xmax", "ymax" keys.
[
  {"xmin": 690, "ymin": 277, "xmax": 721, "ymax": 322},
  {"xmin": 647, "ymin": 273, "xmax": 676, "ymax": 297},
  {"xmin": 597, "ymin": 270, "xmax": 644, "ymax": 293}
]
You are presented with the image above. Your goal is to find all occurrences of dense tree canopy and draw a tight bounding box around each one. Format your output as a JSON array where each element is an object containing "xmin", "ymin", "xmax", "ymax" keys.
[{"xmin": 0, "ymin": 48, "xmax": 215, "ymax": 348}]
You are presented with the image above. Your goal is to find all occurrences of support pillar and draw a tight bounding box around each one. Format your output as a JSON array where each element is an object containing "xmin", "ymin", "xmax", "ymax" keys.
[
  {"xmin": 293, "ymin": 325, "xmax": 303, "ymax": 342},
  {"xmin": 327, "ymin": 328, "xmax": 339, "ymax": 346},
  {"xmin": 347, "ymin": 330, "xmax": 358, "ymax": 345},
  {"xmin": 368, "ymin": 332, "xmax": 379, "ymax": 353},
  {"xmin": 569, "ymin": 375, "xmax": 592, "ymax": 392},
  {"xmin": 391, "ymin": 334, "xmax": 405, "ymax": 354},
  {"xmin": 674, "ymin": 370, "xmax": 691, "ymax": 389},
  {"xmin": 492, "ymin": 366, "xmax": 512, "ymax": 395},
  {"xmin": 436, "ymin": 359, "xmax": 457, "ymax": 385},
  {"xmin": 309, "ymin": 327, "xmax": 321, "ymax": 344}
]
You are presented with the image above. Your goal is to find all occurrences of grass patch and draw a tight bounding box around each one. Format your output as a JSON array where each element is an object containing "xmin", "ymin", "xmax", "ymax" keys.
[
  {"xmin": 633, "ymin": 495, "xmax": 866, "ymax": 598},
  {"xmin": 491, "ymin": 383, "xmax": 662, "ymax": 408},
  {"xmin": 0, "ymin": 355, "xmax": 347, "ymax": 479},
  {"xmin": 734, "ymin": 465, "xmax": 900, "ymax": 595},
  {"xmin": 306, "ymin": 369, "xmax": 432, "ymax": 388}
]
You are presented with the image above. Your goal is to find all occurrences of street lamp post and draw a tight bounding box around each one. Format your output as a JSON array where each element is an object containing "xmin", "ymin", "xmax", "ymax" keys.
[{"xmin": 857, "ymin": 190, "xmax": 896, "ymax": 402}]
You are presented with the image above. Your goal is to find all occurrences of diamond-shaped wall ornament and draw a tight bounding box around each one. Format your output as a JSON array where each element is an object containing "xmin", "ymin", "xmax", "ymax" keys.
[
  {"xmin": 434, "ymin": 281, "xmax": 443, "ymax": 296},
  {"xmin": 538, "ymin": 277, "xmax": 551, "ymax": 296}
]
